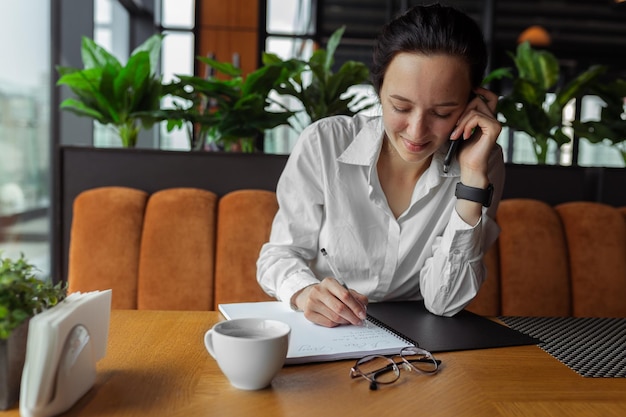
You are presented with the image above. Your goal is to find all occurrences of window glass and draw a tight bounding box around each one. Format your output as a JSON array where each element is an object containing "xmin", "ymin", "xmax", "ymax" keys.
[
  {"xmin": 158, "ymin": 0, "xmax": 196, "ymax": 151},
  {"xmin": 95, "ymin": 0, "xmax": 112, "ymax": 24},
  {"xmin": 267, "ymin": 0, "xmax": 315, "ymax": 35},
  {"xmin": 160, "ymin": 31, "xmax": 195, "ymax": 150},
  {"xmin": 94, "ymin": 0, "xmax": 130, "ymax": 147},
  {"xmin": 162, "ymin": 0, "xmax": 195, "ymax": 28},
  {"xmin": 0, "ymin": 1, "xmax": 51, "ymax": 277}
]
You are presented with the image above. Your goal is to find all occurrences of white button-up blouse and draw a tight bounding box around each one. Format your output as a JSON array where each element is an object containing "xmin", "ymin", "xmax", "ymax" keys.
[{"xmin": 257, "ymin": 114, "xmax": 505, "ymax": 316}]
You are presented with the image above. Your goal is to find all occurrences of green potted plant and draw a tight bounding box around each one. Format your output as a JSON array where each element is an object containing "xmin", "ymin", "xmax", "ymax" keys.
[
  {"xmin": 270, "ymin": 26, "xmax": 376, "ymax": 131},
  {"xmin": 485, "ymin": 41, "xmax": 607, "ymax": 164},
  {"xmin": 56, "ymin": 34, "xmax": 164, "ymax": 148},
  {"xmin": 154, "ymin": 54, "xmax": 305, "ymax": 152},
  {"xmin": 571, "ymin": 78, "xmax": 626, "ymax": 164},
  {"xmin": 0, "ymin": 253, "xmax": 66, "ymax": 410}
]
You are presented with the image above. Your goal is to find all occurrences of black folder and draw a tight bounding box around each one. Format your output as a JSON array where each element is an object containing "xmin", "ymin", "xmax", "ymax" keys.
[{"xmin": 366, "ymin": 301, "xmax": 540, "ymax": 352}]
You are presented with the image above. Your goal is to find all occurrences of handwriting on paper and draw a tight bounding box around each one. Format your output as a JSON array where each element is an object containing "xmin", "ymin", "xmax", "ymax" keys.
[{"xmin": 294, "ymin": 324, "xmax": 400, "ymax": 353}]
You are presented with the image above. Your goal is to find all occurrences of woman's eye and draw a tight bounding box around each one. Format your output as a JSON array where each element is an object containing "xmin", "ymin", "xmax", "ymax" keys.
[
  {"xmin": 392, "ymin": 106, "xmax": 410, "ymax": 113},
  {"xmin": 433, "ymin": 112, "xmax": 452, "ymax": 119}
]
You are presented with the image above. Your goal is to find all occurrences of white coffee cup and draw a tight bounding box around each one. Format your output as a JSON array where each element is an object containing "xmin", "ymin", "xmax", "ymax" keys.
[{"xmin": 204, "ymin": 318, "xmax": 291, "ymax": 390}]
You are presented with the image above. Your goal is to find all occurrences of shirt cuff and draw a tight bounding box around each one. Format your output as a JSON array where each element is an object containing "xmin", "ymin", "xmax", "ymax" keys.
[
  {"xmin": 443, "ymin": 209, "xmax": 483, "ymax": 259},
  {"xmin": 277, "ymin": 270, "xmax": 320, "ymax": 309}
]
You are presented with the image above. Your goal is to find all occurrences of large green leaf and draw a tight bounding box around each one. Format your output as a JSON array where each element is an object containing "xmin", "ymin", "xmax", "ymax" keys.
[
  {"xmin": 326, "ymin": 61, "xmax": 370, "ymax": 102},
  {"xmin": 99, "ymin": 63, "xmax": 119, "ymax": 121},
  {"xmin": 308, "ymin": 50, "xmax": 329, "ymax": 85},
  {"xmin": 557, "ymin": 65, "xmax": 606, "ymax": 107},
  {"xmin": 60, "ymin": 98, "xmax": 107, "ymax": 123},
  {"xmin": 81, "ymin": 36, "xmax": 121, "ymax": 71},
  {"xmin": 118, "ymin": 51, "xmax": 152, "ymax": 114},
  {"xmin": 262, "ymin": 52, "xmax": 283, "ymax": 66},
  {"xmin": 130, "ymin": 34, "xmax": 163, "ymax": 75},
  {"xmin": 324, "ymin": 26, "xmax": 345, "ymax": 71},
  {"xmin": 514, "ymin": 42, "xmax": 558, "ymax": 90},
  {"xmin": 512, "ymin": 78, "xmax": 546, "ymax": 107},
  {"xmin": 482, "ymin": 67, "xmax": 513, "ymax": 85},
  {"xmin": 58, "ymin": 68, "xmax": 119, "ymax": 124},
  {"xmin": 134, "ymin": 78, "xmax": 163, "ymax": 128},
  {"xmin": 57, "ymin": 67, "xmax": 102, "ymax": 90},
  {"xmin": 242, "ymin": 65, "xmax": 278, "ymax": 97}
]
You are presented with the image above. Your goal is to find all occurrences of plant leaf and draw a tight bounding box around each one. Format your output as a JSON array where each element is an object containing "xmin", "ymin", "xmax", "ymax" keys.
[
  {"xmin": 514, "ymin": 41, "xmax": 559, "ymax": 90},
  {"xmin": 482, "ymin": 67, "xmax": 513, "ymax": 85},
  {"xmin": 0, "ymin": 253, "xmax": 67, "ymax": 340},
  {"xmin": 324, "ymin": 26, "xmax": 345, "ymax": 71},
  {"xmin": 326, "ymin": 61, "xmax": 370, "ymax": 102},
  {"xmin": 115, "ymin": 51, "xmax": 152, "ymax": 116},
  {"xmin": 61, "ymin": 103, "xmax": 108, "ymax": 124},
  {"xmin": 130, "ymin": 34, "xmax": 163, "ymax": 75},
  {"xmin": 81, "ymin": 36, "xmax": 121, "ymax": 71},
  {"xmin": 58, "ymin": 68, "xmax": 119, "ymax": 124},
  {"xmin": 56, "ymin": 65, "xmax": 79, "ymax": 77},
  {"xmin": 197, "ymin": 56, "xmax": 242, "ymax": 78},
  {"xmin": 557, "ymin": 65, "xmax": 606, "ymax": 107}
]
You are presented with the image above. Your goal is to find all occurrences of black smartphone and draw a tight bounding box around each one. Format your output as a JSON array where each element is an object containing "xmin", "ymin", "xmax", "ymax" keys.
[
  {"xmin": 443, "ymin": 139, "xmax": 460, "ymax": 173},
  {"xmin": 443, "ymin": 92, "xmax": 479, "ymax": 173}
]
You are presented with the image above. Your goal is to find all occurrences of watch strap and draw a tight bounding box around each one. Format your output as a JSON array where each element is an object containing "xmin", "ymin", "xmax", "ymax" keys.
[{"xmin": 455, "ymin": 182, "xmax": 494, "ymax": 207}]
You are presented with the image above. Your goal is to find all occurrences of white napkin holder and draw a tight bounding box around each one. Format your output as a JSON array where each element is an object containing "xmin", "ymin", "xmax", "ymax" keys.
[{"xmin": 19, "ymin": 290, "xmax": 111, "ymax": 417}]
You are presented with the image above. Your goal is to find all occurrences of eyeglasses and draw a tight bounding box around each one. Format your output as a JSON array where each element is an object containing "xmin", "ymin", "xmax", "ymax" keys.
[{"xmin": 349, "ymin": 346, "xmax": 441, "ymax": 390}]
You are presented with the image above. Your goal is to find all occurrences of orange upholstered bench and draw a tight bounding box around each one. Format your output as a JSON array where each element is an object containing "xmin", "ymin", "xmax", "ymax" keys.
[{"xmin": 67, "ymin": 187, "xmax": 626, "ymax": 317}]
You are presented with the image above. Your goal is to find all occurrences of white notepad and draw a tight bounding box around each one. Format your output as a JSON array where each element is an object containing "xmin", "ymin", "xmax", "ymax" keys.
[{"xmin": 218, "ymin": 301, "xmax": 413, "ymax": 364}]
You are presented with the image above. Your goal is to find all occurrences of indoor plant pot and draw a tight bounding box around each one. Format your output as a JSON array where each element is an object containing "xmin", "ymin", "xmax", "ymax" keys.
[{"xmin": 0, "ymin": 319, "xmax": 29, "ymax": 410}]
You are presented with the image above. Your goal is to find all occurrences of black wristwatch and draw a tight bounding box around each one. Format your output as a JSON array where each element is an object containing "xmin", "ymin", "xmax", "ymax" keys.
[{"xmin": 455, "ymin": 182, "xmax": 494, "ymax": 207}]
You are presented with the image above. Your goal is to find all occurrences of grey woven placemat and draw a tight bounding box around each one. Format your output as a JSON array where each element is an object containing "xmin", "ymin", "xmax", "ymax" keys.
[{"xmin": 499, "ymin": 316, "xmax": 626, "ymax": 378}]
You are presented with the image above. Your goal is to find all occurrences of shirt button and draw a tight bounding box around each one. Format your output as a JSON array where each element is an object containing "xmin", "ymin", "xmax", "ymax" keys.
[{"xmin": 452, "ymin": 249, "xmax": 461, "ymax": 256}]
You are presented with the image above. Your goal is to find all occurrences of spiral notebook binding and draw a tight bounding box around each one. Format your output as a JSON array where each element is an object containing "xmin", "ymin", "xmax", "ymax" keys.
[{"xmin": 366, "ymin": 314, "xmax": 419, "ymax": 347}]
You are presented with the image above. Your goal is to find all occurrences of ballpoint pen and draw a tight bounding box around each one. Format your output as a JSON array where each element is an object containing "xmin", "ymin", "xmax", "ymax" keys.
[
  {"xmin": 443, "ymin": 139, "xmax": 460, "ymax": 173},
  {"xmin": 320, "ymin": 248, "xmax": 368, "ymax": 326}
]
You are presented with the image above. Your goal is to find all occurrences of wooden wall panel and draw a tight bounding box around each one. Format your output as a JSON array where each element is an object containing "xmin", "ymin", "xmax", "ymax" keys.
[
  {"xmin": 197, "ymin": 0, "xmax": 260, "ymax": 76},
  {"xmin": 197, "ymin": 28, "xmax": 258, "ymax": 76},
  {"xmin": 200, "ymin": 0, "xmax": 259, "ymax": 29}
]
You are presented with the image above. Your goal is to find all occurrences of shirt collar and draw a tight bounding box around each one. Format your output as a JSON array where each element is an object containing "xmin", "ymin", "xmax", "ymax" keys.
[{"xmin": 337, "ymin": 117, "xmax": 384, "ymax": 167}]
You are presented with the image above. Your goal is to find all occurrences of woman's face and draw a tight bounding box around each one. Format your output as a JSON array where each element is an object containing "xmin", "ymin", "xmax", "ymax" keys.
[{"xmin": 379, "ymin": 52, "xmax": 472, "ymax": 166}]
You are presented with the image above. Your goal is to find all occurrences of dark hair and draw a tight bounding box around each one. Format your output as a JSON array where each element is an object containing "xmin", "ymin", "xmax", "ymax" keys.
[{"xmin": 371, "ymin": 3, "xmax": 488, "ymax": 95}]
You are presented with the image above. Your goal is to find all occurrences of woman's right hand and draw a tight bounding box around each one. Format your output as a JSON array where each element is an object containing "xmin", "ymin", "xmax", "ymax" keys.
[{"xmin": 292, "ymin": 278, "xmax": 368, "ymax": 327}]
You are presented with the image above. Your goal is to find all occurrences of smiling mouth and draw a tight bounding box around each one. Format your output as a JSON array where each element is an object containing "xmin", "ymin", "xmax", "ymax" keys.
[{"xmin": 402, "ymin": 138, "xmax": 430, "ymax": 152}]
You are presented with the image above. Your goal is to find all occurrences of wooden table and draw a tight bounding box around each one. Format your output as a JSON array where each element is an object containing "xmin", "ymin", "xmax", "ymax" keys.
[{"xmin": 2, "ymin": 310, "xmax": 626, "ymax": 417}]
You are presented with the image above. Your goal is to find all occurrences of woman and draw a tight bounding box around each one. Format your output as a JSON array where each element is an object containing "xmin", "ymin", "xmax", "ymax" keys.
[{"xmin": 257, "ymin": 4, "xmax": 504, "ymax": 327}]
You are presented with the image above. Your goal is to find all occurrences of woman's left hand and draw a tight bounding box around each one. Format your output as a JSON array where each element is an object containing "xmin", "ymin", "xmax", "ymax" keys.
[
  {"xmin": 448, "ymin": 87, "xmax": 501, "ymax": 226},
  {"xmin": 449, "ymin": 86, "xmax": 501, "ymax": 182}
]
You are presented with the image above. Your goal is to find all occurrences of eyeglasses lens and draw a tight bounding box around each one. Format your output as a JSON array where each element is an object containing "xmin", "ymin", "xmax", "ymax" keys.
[
  {"xmin": 355, "ymin": 355, "xmax": 400, "ymax": 384},
  {"xmin": 400, "ymin": 347, "xmax": 439, "ymax": 373}
]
